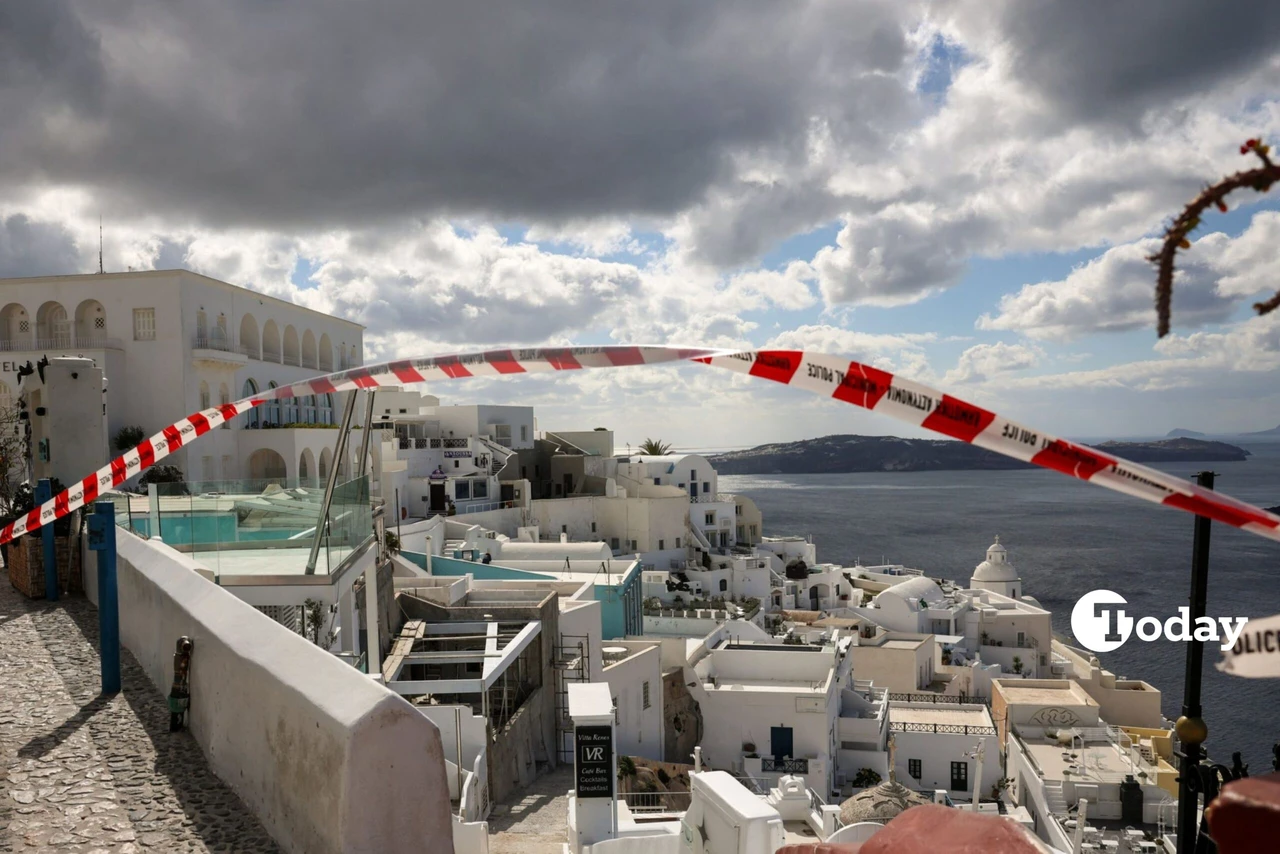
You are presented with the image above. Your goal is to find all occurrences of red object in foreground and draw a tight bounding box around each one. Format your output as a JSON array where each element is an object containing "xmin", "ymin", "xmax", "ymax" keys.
[
  {"xmin": 1206, "ymin": 772, "xmax": 1280, "ymax": 854},
  {"xmin": 777, "ymin": 804, "xmax": 1053, "ymax": 854}
]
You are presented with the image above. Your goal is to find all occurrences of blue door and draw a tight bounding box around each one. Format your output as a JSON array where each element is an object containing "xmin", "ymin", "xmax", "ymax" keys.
[{"xmin": 770, "ymin": 726, "xmax": 793, "ymax": 759}]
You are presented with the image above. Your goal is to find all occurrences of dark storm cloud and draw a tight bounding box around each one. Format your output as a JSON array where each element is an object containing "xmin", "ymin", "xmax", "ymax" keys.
[
  {"xmin": 0, "ymin": 0, "xmax": 917, "ymax": 230},
  {"xmin": 993, "ymin": 0, "xmax": 1280, "ymax": 123},
  {"xmin": 0, "ymin": 215, "xmax": 82, "ymax": 277}
]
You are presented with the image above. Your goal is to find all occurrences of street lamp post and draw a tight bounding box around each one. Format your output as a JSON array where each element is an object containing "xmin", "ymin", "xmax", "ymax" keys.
[{"xmin": 1175, "ymin": 470, "xmax": 1214, "ymax": 854}]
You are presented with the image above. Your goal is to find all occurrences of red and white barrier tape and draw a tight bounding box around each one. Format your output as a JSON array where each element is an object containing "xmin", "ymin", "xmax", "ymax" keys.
[{"xmin": 5, "ymin": 345, "xmax": 1278, "ymax": 546}]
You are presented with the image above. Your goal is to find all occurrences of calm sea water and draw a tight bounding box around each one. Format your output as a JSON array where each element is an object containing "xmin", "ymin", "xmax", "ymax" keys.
[{"xmin": 721, "ymin": 442, "xmax": 1280, "ymax": 771}]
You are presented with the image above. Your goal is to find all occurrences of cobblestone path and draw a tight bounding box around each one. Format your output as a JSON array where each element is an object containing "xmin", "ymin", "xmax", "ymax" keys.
[
  {"xmin": 487, "ymin": 766, "xmax": 573, "ymax": 854},
  {"xmin": 0, "ymin": 579, "xmax": 280, "ymax": 853}
]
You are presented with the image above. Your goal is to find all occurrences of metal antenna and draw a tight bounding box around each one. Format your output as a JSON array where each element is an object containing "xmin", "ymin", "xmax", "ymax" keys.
[{"xmin": 98, "ymin": 217, "xmax": 104, "ymax": 274}]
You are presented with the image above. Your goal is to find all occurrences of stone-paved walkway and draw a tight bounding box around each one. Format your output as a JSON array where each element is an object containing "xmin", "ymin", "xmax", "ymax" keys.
[
  {"xmin": 487, "ymin": 767, "xmax": 573, "ymax": 854},
  {"xmin": 0, "ymin": 579, "xmax": 280, "ymax": 853}
]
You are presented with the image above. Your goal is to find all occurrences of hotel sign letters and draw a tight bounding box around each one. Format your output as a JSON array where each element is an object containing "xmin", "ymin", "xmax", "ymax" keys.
[
  {"xmin": 443, "ymin": 450, "xmax": 472, "ymax": 458},
  {"xmin": 574, "ymin": 725, "xmax": 614, "ymax": 799}
]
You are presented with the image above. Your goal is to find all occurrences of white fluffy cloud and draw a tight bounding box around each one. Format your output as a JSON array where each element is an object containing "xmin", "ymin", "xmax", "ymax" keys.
[
  {"xmin": 944, "ymin": 341, "xmax": 1041, "ymax": 384},
  {"xmin": 977, "ymin": 212, "xmax": 1280, "ymax": 340}
]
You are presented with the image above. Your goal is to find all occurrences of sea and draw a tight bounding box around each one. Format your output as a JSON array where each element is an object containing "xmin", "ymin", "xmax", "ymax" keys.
[{"xmin": 719, "ymin": 441, "xmax": 1280, "ymax": 772}]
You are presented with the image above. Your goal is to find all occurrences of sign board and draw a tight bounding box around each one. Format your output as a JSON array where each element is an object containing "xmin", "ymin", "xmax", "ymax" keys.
[
  {"xmin": 87, "ymin": 511, "xmax": 109, "ymax": 551},
  {"xmin": 444, "ymin": 450, "xmax": 473, "ymax": 458},
  {"xmin": 575, "ymin": 725, "xmax": 614, "ymax": 799}
]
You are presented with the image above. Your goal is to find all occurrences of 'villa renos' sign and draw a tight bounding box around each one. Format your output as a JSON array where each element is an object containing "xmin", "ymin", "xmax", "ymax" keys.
[{"xmin": 574, "ymin": 725, "xmax": 614, "ymax": 799}]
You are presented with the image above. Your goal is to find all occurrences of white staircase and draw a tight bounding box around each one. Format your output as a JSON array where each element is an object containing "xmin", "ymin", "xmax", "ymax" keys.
[{"xmin": 1043, "ymin": 780, "xmax": 1068, "ymax": 816}]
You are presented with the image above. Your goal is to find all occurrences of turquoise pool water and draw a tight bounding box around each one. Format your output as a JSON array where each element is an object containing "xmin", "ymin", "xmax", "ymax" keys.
[{"xmin": 126, "ymin": 512, "xmax": 304, "ymax": 546}]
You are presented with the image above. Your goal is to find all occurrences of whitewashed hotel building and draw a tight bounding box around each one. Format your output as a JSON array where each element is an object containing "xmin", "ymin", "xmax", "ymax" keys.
[{"xmin": 0, "ymin": 269, "xmax": 365, "ymax": 484}]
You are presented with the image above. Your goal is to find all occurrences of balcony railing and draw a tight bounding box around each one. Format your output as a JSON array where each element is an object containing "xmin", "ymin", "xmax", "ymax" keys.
[
  {"xmin": 888, "ymin": 721, "xmax": 996, "ymax": 736},
  {"xmin": 761, "ymin": 757, "xmax": 809, "ymax": 774},
  {"xmin": 441, "ymin": 438, "xmax": 469, "ymax": 449},
  {"xmin": 620, "ymin": 791, "xmax": 692, "ymax": 813},
  {"xmin": 193, "ymin": 335, "xmax": 237, "ymax": 353},
  {"xmin": 0, "ymin": 336, "xmax": 126, "ymax": 351},
  {"xmin": 887, "ymin": 692, "xmax": 989, "ymax": 706}
]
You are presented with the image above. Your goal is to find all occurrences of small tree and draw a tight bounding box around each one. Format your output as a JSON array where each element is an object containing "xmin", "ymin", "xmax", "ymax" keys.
[
  {"xmin": 1012, "ymin": 655, "xmax": 1024, "ymax": 675},
  {"xmin": 852, "ymin": 768, "xmax": 882, "ymax": 788},
  {"xmin": 638, "ymin": 438, "xmax": 672, "ymax": 456},
  {"xmin": 136, "ymin": 465, "xmax": 188, "ymax": 495},
  {"xmin": 113, "ymin": 425, "xmax": 146, "ymax": 453},
  {"xmin": 0, "ymin": 404, "xmax": 28, "ymax": 517},
  {"xmin": 383, "ymin": 529, "xmax": 401, "ymax": 556},
  {"xmin": 302, "ymin": 598, "xmax": 337, "ymax": 648},
  {"xmin": 618, "ymin": 756, "xmax": 637, "ymax": 779}
]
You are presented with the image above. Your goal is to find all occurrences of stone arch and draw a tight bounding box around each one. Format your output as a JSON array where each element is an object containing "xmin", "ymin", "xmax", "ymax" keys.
[
  {"xmin": 318, "ymin": 447, "xmax": 332, "ymax": 480},
  {"xmin": 37, "ymin": 301, "xmax": 70, "ymax": 346},
  {"xmin": 74, "ymin": 299, "xmax": 107, "ymax": 343},
  {"xmin": 301, "ymin": 329, "xmax": 317, "ymax": 369},
  {"xmin": 283, "ymin": 324, "xmax": 300, "ymax": 366},
  {"xmin": 239, "ymin": 314, "xmax": 260, "ymax": 358},
  {"xmin": 319, "ymin": 333, "xmax": 333, "ymax": 370},
  {"xmin": 0, "ymin": 304, "xmax": 30, "ymax": 347},
  {"xmin": 299, "ymin": 448, "xmax": 315, "ymax": 486},
  {"xmin": 248, "ymin": 448, "xmax": 288, "ymax": 481},
  {"xmin": 199, "ymin": 381, "xmax": 211, "ymax": 410},
  {"xmin": 262, "ymin": 320, "xmax": 281, "ymax": 362}
]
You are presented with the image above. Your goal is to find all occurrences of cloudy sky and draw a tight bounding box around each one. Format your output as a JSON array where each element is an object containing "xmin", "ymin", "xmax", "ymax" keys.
[{"xmin": 3, "ymin": 1, "xmax": 1280, "ymax": 450}]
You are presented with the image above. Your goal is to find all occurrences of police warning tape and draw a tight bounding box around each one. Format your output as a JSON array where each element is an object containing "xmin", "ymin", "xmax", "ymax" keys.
[
  {"xmin": 4, "ymin": 345, "xmax": 1280, "ymax": 547},
  {"xmin": 1217, "ymin": 613, "xmax": 1280, "ymax": 679}
]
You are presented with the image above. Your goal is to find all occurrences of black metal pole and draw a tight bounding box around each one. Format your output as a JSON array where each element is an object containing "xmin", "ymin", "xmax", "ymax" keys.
[{"xmin": 1176, "ymin": 470, "xmax": 1214, "ymax": 854}]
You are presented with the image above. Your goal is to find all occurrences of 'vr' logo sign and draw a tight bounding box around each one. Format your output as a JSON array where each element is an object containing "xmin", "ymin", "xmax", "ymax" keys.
[
  {"xmin": 583, "ymin": 747, "xmax": 604, "ymax": 762},
  {"xmin": 1071, "ymin": 590, "xmax": 1249, "ymax": 653}
]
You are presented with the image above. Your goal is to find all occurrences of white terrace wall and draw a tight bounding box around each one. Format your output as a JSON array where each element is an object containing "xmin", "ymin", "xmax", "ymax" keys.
[{"xmin": 105, "ymin": 532, "xmax": 453, "ymax": 854}]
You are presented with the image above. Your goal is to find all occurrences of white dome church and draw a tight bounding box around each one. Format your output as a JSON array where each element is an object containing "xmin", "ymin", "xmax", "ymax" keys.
[{"xmin": 969, "ymin": 536, "xmax": 1022, "ymax": 598}]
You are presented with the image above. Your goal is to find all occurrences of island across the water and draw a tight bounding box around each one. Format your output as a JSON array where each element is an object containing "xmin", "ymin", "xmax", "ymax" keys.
[{"xmin": 707, "ymin": 435, "xmax": 1250, "ymax": 475}]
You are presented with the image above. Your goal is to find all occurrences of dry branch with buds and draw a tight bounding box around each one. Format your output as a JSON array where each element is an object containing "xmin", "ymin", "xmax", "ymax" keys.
[{"xmin": 1149, "ymin": 138, "xmax": 1280, "ymax": 337}]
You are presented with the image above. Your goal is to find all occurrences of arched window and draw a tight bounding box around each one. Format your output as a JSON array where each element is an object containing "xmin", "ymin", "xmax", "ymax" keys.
[
  {"xmin": 319, "ymin": 333, "xmax": 333, "ymax": 371},
  {"xmin": 0, "ymin": 304, "xmax": 30, "ymax": 347},
  {"xmin": 262, "ymin": 320, "xmax": 281, "ymax": 362},
  {"xmin": 199, "ymin": 381, "xmax": 210, "ymax": 410},
  {"xmin": 301, "ymin": 330, "xmax": 317, "ymax": 369},
  {"xmin": 320, "ymin": 393, "xmax": 334, "ymax": 424},
  {"xmin": 283, "ymin": 325, "xmax": 300, "ymax": 366},
  {"xmin": 37, "ymin": 302, "xmax": 70, "ymax": 347},
  {"xmin": 74, "ymin": 299, "xmax": 106, "ymax": 344},
  {"xmin": 242, "ymin": 379, "xmax": 261, "ymax": 428},
  {"xmin": 304, "ymin": 395, "xmax": 317, "ymax": 424},
  {"xmin": 239, "ymin": 314, "xmax": 260, "ymax": 359},
  {"xmin": 0, "ymin": 380, "xmax": 12, "ymax": 411},
  {"xmin": 299, "ymin": 450, "xmax": 311, "ymax": 484},
  {"xmin": 319, "ymin": 447, "xmax": 331, "ymax": 480},
  {"xmin": 266, "ymin": 382, "xmax": 282, "ymax": 425}
]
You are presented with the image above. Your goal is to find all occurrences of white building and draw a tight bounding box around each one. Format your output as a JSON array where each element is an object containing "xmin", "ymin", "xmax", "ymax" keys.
[
  {"xmin": 619, "ymin": 454, "xmax": 738, "ymax": 551},
  {"xmin": 693, "ymin": 636, "xmax": 854, "ymax": 799},
  {"xmin": 888, "ymin": 702, "xmax": 1001, "ymax": 803},
  {"xmin": 969, "ymin": 536, "xmax": 1023, "ymax": 599},
  {"xmin": 0, "ymin": 269, "xmax": 365, "ymax": 483}
]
